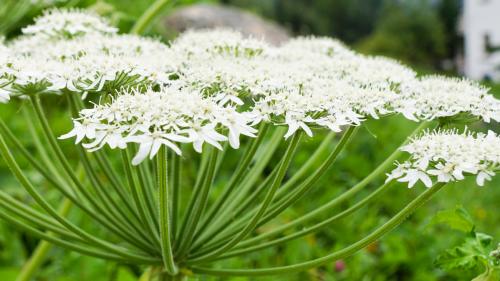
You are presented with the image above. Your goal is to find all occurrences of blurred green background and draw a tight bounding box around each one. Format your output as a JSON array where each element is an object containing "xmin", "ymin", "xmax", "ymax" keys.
[{"xmin": 0, "ymin": 0, "xmax": 499, "ymax": 280}]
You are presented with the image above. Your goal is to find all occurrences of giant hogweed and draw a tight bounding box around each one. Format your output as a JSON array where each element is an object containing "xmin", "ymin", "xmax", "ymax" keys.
[{"xmin": 0, "ymin": 8, "xmax": 499, "ymax": 280}]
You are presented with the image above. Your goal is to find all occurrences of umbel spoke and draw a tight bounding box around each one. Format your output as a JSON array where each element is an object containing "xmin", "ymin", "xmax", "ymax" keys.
[{"xmin": 190, "ymin": 182, "xmax": 446, "ymax": 275}]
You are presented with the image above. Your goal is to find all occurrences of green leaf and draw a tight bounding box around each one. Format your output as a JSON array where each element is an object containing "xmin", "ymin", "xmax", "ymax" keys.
[
  {"xmin": 435, "ymin": 233, "xmax": 493, "ymax": 271},
  {"xmin": 429, "ymin": 205, "xmax": 475, "ymax": 233}
]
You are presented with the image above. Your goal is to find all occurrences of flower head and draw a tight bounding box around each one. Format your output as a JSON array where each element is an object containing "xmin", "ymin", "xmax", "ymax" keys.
[
  {"xmin": 170, "ymin": 29, "xmax": 270, "ymax": 60},
  {"xmin": 22, "ymin": 8, "xmax": 117, "ymax": 39},
  {"xmin": 60, "ymin": 85, "xmax": 257, "ymax": 164},
  {"xmin": 396, "ymin": 76, "xmax": 500, "ymax": 122},
  {"xmin": 3, "ymin": 33, "xmax": 175, "ymax": 96},
  {"xmin": 387, "ymin": 129, "xmax": 500, "ymax": 188}
]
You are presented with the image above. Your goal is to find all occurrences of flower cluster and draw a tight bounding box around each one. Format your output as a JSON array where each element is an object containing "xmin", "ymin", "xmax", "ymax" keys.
[
  {"xmin": 0, "ymin": 42, "xmax": 11, "ymax": 103},
  {"xmin": 387, "ymin": 130, "xmax": 500, "ymax": 188},
  {"xmin": 60, "ymin": 86, "xmax": 256, "ymax": 165},
  {"xmin": 169, "ymin": 29, "xmax": 270, "ymax": 59},
  {"xmin": 1, "ymin": 9, "xmax": 499, "ymax": 165},
  {"xmin": 395, "ymin": 76, "xmax": 500, "ymax": 122},
  {"xmin": 172, "ymin": 30, "xmax": 499, "ymax": 139},
  {"xmin": 0, "ymin": 9, "xmax": 175, "ymax": 99},
  {"xmin": 22, "ymin": 8, "xmax": 117, "ymax": 38},
  {"xmin": 174, "ymin": 31, "xmax": 417, "ymax": 137}
]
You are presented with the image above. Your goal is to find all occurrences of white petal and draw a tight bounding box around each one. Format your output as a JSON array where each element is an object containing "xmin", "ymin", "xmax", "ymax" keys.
[{"xmin": 132, "ymin": 142, "xmax": 152, "ymax": 166}]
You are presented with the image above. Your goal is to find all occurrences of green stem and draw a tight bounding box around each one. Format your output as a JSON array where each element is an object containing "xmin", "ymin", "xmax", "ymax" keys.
[
  {"xmin": 195, "ymin": 123, "xmax": 269, "ymax": 237},
  {"xmin": 190, "ymin": 127, "xmax": 285, "ymax": 249},
  {"xmin": 187, "ymin": 133, "xmax": 302, "ymax": 264},
  {"xmin": 191, "ymin": 182, "xmax": 446, "ymax": 275},
  {"xmin": 238, "ymin": 121, "xmax": 433, "ymax": 245},
  {"xmin": 275, "ymin": 131, "xmax": 335, "ymax": 198},
  {"xmin": 0, "ymin": 131, "xmax": 157, "ymax": 263},
  {"xmin": 192, "ymin": 127, "xmax": 356, "ymax": 255},
  {"xmin": 122, "ymin": 149, "xmax": 161, "ymax": 248},
  {"xmin": 130, "ymin": 0, "xmax": 170, "ymax": 34},
  {"xmin": 158, "ymin": 146, "xmax": 178, "ymax": 274},
  {"xmin": 0, "ymin": 119, "xmax": 67, "ymax": 192},
  {"xmin": 0, "ymin": 210, "xmax": 154, "ymax": 264},
  {"xmin": 0, "ymin": 192, "xmax": 79, "ymax": 240},
  {"xmin": 217, "ymin": 181, "xmax": 393, "ymax": 260},
  {"xmin": 22, "ymin": 104, "xmax": 70, "ymax": 187},
  {"xmin": 15, "ymin": 199, "xmax": 72, "ymax": 281},
  {"xmin": 174, "ymin": 150, "xmax": 210, "ymax": 249},
  {"xmin": 176, "ymin": 148, "xmax": 219, "ymax": 259},
  {"xmin": 76, "ymin": 147, "xmax": 158, "ymax": 253},
  {"xmin": 138, "ymin": 160, "xmax": 161, "ymax": 230},
  {"xmin": 170, "ymin": 151, "xmax": 181, "ymax": 240}
]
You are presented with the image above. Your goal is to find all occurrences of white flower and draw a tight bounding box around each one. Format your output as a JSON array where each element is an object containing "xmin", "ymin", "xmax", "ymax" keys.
[
  {"xmin": 22, "ymin": 8, "xmax": 117, "ymax": 38},
  {"xmin": 395, "ymin": 76, "xmax": 500, "ymax": 122},
  {"xmin": 3, "ymin": 32, "xmax": 175, "ymax": 97},
  {"xmin": 476, "ymin": 170, "xmax": 495, "ymax": 186},
  {"xmin": 282, "ymin": 113, "xmax": 314, "ymax": 139},
  {"xmin": 427, "ymin": 163, "xmax": 456, "ymax": 183},
  {"xmin": 397, "ymin": 168, "xmax": 433, "ymax": 188},
  {"xmin": 184, "ymin": 123, "xmax": 228, "ymax": 153},
  {"xmin": 0, "ymin": 88, "xmax": 10, "ymax": 103},
  {"xmin": 61, "ymin": 86, "xmax": 257, "ymax": 164},
  {"xmin": 58, "ymin": 120, "xmax": 103, "ymax": 144},
  {"xmin": 127, "ymin": 132, "xmax": 190, "ymax": 165},
  {"xmin": 387, "ymin": 129, "xmax": 500, "ymax": 188},
  {"xmin": 170, "ymin": 29, "xmax": 269, "ymax": 60},
  {"xmin": 1, "ymin": 16, "xmax": 498, "ymax": 168},
  {"xmin": 218, "ymin": 109, "xmax": 257, "ymax": 149}
]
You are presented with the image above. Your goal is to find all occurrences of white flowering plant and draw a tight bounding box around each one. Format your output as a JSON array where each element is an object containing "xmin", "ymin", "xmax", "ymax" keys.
[{"xmin": 0, "ymin": 6, "xmax": 499, "ymax": 281}]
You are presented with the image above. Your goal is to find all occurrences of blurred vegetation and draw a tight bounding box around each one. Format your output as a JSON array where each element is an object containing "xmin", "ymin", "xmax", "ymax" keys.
[
  {"xmin": 1, "ymin": 0, "xmax": 499, "ymax": 281},
  {"xmin": 225, "ymin": 0, "xmax": 462, "ymax": 71}
]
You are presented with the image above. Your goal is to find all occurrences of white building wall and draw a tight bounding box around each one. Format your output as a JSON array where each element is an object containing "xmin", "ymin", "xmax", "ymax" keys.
[{"xmin": 464, "ymin": 0, "xmax": 500, "ymax": 80}]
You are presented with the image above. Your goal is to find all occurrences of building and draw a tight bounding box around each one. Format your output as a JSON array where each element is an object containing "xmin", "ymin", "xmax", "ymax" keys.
[{"xmin": 463, "ymin": 0, "xmax": 500, "ymax": 81}]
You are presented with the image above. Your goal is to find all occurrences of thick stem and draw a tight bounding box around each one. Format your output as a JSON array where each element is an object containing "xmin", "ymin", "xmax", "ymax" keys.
[
  {"xmin": 158, "ymin": 146, "xmax": 178, "ymax": 274},
  {"xmin": 140, "ymin": 267, "xmax": 186, "ymax": 281},
  {"xmin": 170, "ymin": 151, "xmax": 181, "ymax": 240}
]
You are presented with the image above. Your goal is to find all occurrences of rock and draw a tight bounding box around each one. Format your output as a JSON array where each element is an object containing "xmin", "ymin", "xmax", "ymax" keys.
[{"xmin": 164, "ymin": 3, "xmax": 290, "ymax": 45}]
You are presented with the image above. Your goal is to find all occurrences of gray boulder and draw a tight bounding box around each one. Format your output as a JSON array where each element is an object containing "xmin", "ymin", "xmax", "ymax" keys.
[{"xmin": 164, "ymin": 3, "xmax": 289, "ymax": 45}]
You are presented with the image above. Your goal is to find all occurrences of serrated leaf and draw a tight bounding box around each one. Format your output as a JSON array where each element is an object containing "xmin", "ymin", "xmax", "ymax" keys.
[
  {"xmin": 435, "ymin": 233, "xmax": 493, "ymax": 271},
  {"xmin": 429, "ymin": 206, "xmax": 475, "ymax": 233}
]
